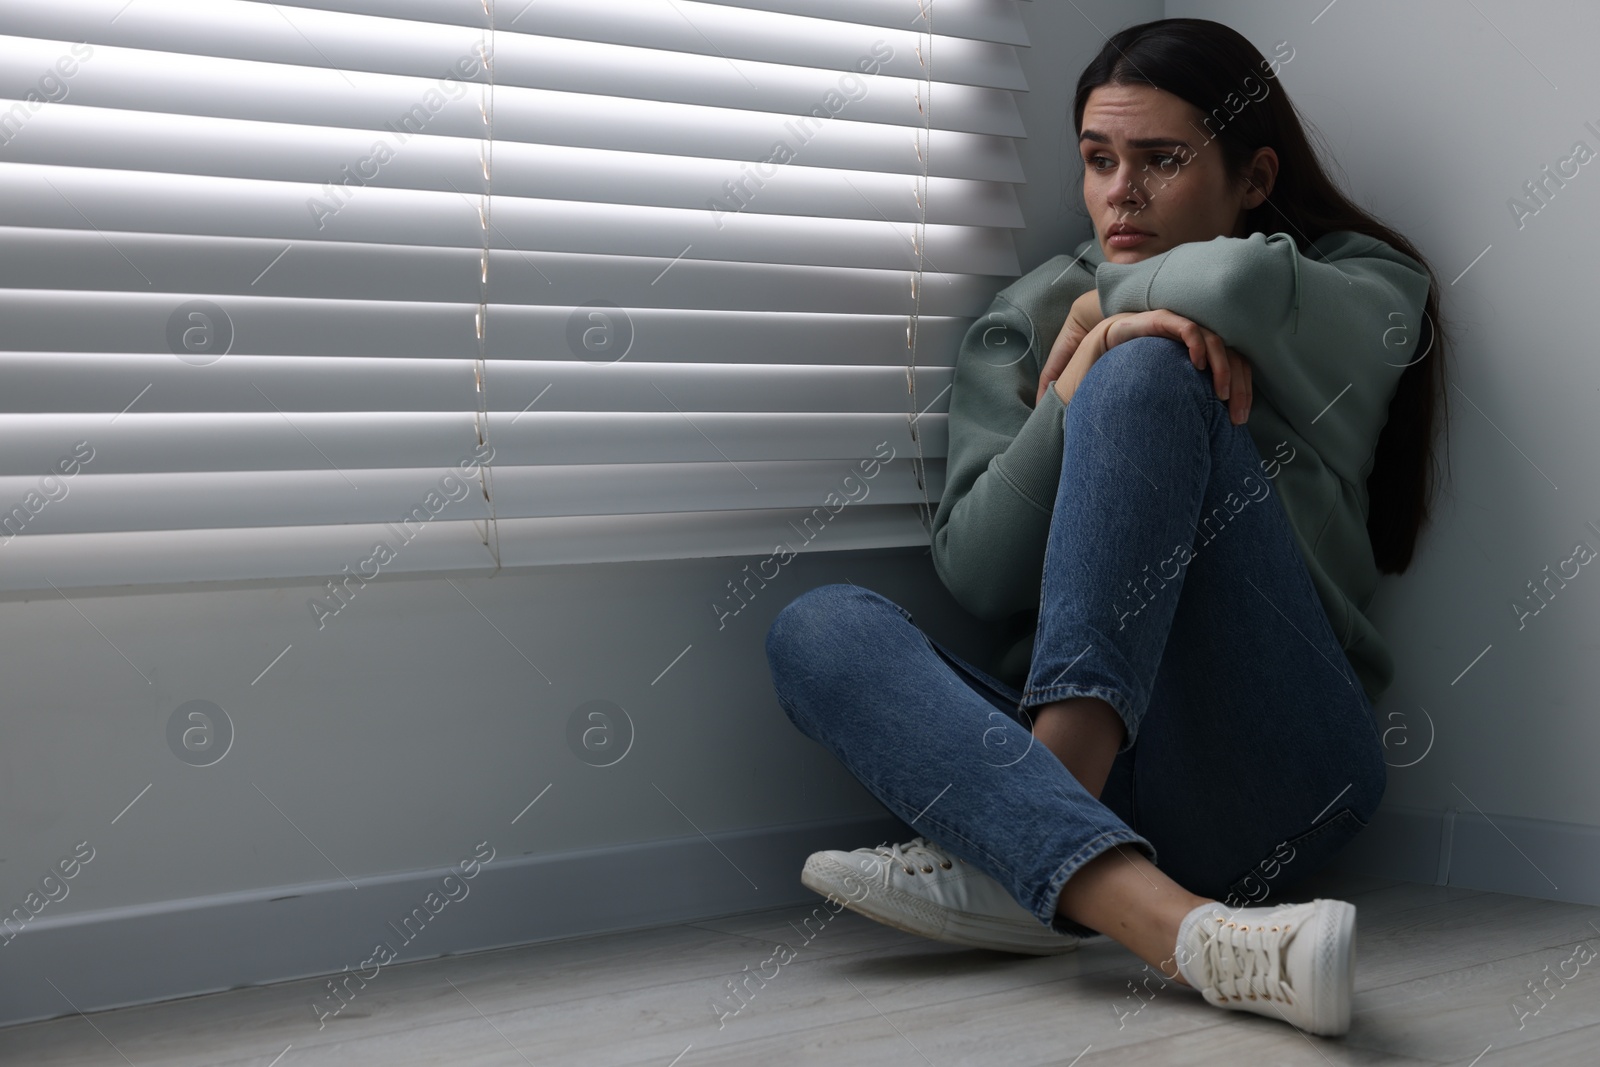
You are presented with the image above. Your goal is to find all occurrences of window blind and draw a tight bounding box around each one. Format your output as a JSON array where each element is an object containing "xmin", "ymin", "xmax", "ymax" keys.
[{"xmin": 0, "ymin": 0, "xmax": 1031, "ymax": 594}]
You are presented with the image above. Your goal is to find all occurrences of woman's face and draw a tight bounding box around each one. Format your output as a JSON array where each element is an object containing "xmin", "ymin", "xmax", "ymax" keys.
[{"xmin": 1079, "ymin": 82, "xmax": 1276, "ymax": 264}]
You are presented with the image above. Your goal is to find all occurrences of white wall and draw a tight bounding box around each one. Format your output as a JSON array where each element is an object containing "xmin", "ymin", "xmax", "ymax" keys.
[
  {"xmin": 0, "ymin": 551, "xmax": 983, "ymax": 910},
  {"xmin": 1166, "ymin": 0, "xmax": 1600, "ymax": 881},
  {"xmin": 0, "ymin": 0, "xmax": 1156, "ymax": 944}
]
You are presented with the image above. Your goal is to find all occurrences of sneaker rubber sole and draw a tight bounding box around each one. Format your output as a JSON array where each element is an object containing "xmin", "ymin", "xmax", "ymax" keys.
[
  {"xmin": 800, "ymin": 851, "xmax": 1082, "ymax": 956},
  {"xmin": 1308, "ymin": 899, "xmax": 1356, "ymax": 1035}
]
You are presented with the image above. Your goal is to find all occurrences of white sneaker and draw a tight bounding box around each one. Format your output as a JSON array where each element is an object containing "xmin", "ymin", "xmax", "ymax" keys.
[
  {"xmin": 800, "ymin": 836, "xmax": 1085, "ymax": 956},
  {"xmin": 1176, "ymin": 898, "xmax": 1357, "ymax": 1036}
]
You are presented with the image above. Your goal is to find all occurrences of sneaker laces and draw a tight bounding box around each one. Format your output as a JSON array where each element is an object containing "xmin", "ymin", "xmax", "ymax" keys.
[
  {"xmin": 870, "ymin": 837, "xmax": 958, "ymax": 877},
  {"xmin": 1193, "ymin": 911, "xmax": 1297, "ymax": 1007}
]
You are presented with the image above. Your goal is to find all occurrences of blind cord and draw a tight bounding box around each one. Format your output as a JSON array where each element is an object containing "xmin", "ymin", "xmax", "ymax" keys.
[
  {"xmin": 473, "ymin": 0, "xmax": 502, "ymax": 572},
  {"xmin": 907, "ymin": 2, "xmax": 935, "ymax": 540}
]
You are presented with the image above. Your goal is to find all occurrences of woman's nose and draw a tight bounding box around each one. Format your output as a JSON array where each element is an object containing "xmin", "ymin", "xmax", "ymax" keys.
[{"xmin": 1108, "ymin": 166, "xmax": 1147, "ymax": 209}]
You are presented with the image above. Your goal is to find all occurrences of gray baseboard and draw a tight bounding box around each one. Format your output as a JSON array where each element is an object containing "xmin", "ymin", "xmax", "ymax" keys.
[
  {"xmin": 1329, "ymin": 803, "xmax": 1600, "ymax": 908},
  {"xmin": 0, "ymin": 814, "xmax": 908, "ymax": 1030}
]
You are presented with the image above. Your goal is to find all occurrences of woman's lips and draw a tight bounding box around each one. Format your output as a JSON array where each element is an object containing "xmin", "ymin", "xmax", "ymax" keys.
[{"xmin": 1107, "ymin": 230, "xmax": 1151, "ymax": 249}]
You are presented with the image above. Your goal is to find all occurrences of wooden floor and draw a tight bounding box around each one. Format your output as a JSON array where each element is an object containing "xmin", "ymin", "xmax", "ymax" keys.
[{"xmin": 5, "ymin": 868, "xmax": 1600, "ymax": 1065}]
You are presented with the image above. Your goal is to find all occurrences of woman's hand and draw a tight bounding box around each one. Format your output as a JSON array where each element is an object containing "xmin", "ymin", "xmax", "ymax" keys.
[
  {"xmin": 1035, "ymin": 289, "xmax": 1106, "ymax": 406},
  {"xmin": 1049, "ymin": 308, "xmax": 1253, "ymax": 426}
]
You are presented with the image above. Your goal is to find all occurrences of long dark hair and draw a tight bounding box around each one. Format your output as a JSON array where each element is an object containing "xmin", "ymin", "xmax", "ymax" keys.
[{"xmin": 1073, "ymin": 18, "xmax": 1449, "ymax": 574}]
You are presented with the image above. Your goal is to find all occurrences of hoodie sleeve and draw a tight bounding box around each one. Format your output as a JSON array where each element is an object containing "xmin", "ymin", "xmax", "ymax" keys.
[
  {"xmin": 930, "ymin": 266, "xmax": 1093, "ymax": 621},
  {"xmin": 1092, "ymin": 231, "xmax": 1432, "ymax": 485}
]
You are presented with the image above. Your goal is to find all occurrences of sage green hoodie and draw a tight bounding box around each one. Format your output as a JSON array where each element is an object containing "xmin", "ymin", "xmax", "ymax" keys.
[{"xmin": 930, "ymin": 230, "xmax": 1432, "ymax": 704}]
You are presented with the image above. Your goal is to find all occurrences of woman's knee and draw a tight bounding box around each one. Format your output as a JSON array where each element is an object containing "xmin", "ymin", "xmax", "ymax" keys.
[
  {"xmin": 765, "ymin": 584, "xmax": 907, "ymax": 733},
  {"xmin": 764, "ymin": 583, "xmax": 903, "ymax": 673},
  {"xmin": 1074, "ymin": 334, "xmax": 1206, "ymax": 412}
]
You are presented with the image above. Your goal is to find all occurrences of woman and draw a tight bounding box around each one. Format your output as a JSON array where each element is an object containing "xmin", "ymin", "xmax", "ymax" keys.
[{"xmin": 763, "ymin": 18, "xmax": 1448, "ymax": 1038}]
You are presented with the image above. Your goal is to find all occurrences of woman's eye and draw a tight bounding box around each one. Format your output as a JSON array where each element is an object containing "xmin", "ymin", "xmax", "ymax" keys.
[{"xmin": 1086, "ymin": 154, "xmax": 1180, "ymax": 172}]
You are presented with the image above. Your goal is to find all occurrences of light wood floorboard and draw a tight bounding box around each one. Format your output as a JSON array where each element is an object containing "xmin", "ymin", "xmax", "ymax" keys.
[{"xmin": 3, "ymin": 869, "xmax": 1598, "ymax": 1065}]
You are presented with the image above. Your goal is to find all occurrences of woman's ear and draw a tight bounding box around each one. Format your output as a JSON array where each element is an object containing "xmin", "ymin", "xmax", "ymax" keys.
[{"xmin": 1244, "ymin": 147, "xmax": 1279, "ymax": 207}]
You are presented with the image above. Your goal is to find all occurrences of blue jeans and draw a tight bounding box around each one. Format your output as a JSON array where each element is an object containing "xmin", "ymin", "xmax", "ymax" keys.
[{"xmin": 765, "ymin": 335, "xmax": 1387, "ymax": 938}]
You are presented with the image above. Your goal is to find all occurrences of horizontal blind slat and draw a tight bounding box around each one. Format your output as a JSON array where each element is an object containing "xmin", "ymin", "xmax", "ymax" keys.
[
  {"xmin": 694, "ymin": 0, "xmax": 1028, "ymax": 46},
  {"xmin": 0, "ymin": 518, "xmax": 499, "ymax": 595},
  {"xmin": 0, "ymin": 355, "xmax": 955, "ymax": 413},
  {"xmin": 1, "ymin": 95, "xmax": 1025, "ymax": 182},
  {"xmin": 0, "ymin": 413, "xmax": 948, "ymax": 475},
  {"xmin": 482, "ymin": 412, "xmax": 948, "ymax": 465},
  {"xmin": 0, "ymin": 459, "xmax": 946, "ymax": 535},
  {"xmin": 3, "ymin": 108, "xmax": 1024, "ymax": 228},
  {"xmin": 1, "ymin": 0, "xmax": 1024, "ymax": 89},
  {"xmin": 270, "ymin": 0, "xmax": 1028, "ymax": 46},
  {"xmin": 492, "ymin": 1, "xmax": 1028, "ymax": 92},
  {"xmin": 0, "ymin": 285, "xmax": 999, "ymax": 355},
  {"xmin": 0, "ymin": 165, "xmax": 1020, "ymax": 276},
  {"xmin": 493, "ymin": 504, "xmax": 931, "ymax": 568},
  {"xmin": 1, "ymin": 354, "xmax": 472, "ymax": 412},
  {"xmin": 490, "ymin": 458, "xmax": 946, "ymax": 518},
  {"xmin": 0, "ymin": 34, "xmax": 1024, "ymax": 136},
  {"xmin": 0, "ymin": 505, "xmax": 931, "ymax": 596},
  {"xmin": 0, "ymin": 467, "xmax": 491, "ymax": 536},
  {"xmin": 0, "ymin": 414, "xmax": 486, "ymax": 476}
]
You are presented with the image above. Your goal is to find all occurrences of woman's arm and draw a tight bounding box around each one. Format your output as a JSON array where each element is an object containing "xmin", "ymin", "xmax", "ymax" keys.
[
  {"xmin": 1034, "ymin": 288, "xmax": 1104, "ymax": 406},
  {"xmin": 1051, "ymin": 310, "xmax": 1254, "ymax": 423},
  {"xmin": 929, "ymin": 292, "xmax": 1083, "ymax": 622},
  {"xmin": 1049, "ymin": 315, "xmax": 1119, "ymax": 407},
  {"xmin": 930, "ymin": 276, "xmax": 1254, "ymax": 622},
  {"xmin": 1092, "ymin": 230, "xmax": 1432, "ymax": 482}
]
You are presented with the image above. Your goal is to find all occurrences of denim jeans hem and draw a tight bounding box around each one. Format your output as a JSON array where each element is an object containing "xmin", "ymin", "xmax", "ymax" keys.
[
  {"xmin": 1017, "ymin": 683, "xmax": 1141, "ymax": 754},
  {"xmin": 1035, "ymin": 828, "xmax": 1157, "ymax": 937}
]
